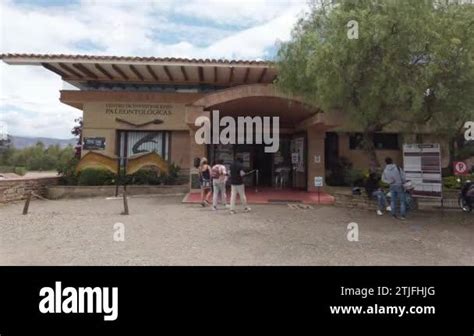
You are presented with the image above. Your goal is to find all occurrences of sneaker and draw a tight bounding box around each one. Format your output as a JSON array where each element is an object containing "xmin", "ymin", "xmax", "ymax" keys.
[
  {"xmin": 386, "ymin": 206, "xmax": 392, "ymax": 212},
  {"xmin": 201, "ymin": 201, "xmax": 206, "ymax": 207},
  {"xmin": 400, "ymin": 216, "xmax": 406, "ymax": 221},
  {"xmin": 229, "ymin": 210, "xmax": 236, "ymax": 215},
  {"xmin": 225, "ymin": 204, "xmax": 230, "ymax": 208},
  {"xmin": 376, "ymin": 210, "xmax": 383, "ymax": 216},
  {"xmin": 244, "ymin": 207, "xmax": 251, "ymax": 212},
  {"xmin": 211, "ymin": 206, "xmax": 217, "ymax": 211}
]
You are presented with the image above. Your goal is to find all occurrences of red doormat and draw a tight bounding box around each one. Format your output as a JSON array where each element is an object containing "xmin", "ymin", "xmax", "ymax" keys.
[{"xmin": 182, "ymin": 188, "xmax": 334, "ymax": 205}]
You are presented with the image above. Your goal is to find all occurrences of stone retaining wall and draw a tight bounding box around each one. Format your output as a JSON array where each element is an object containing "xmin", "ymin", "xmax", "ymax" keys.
[
  {"xmin": 46, "ymin": 184, "xmax": 189, "ymax": 199},
  {"xmin": 0, "ymin": 177, "xmax": 60, "ymax": 203}
]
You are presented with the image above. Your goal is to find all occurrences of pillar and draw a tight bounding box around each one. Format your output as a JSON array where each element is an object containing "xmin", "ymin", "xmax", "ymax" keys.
[{"xmin": 306, "ymin": 126, "xmax": 326, "ymax": 192}]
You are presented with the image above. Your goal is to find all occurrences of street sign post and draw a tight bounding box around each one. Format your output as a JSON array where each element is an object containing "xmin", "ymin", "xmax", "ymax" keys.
[
  {"xmin": 453, "ymin": 161, "xmax": 469, "ymax": 176},
  {"xmin": 314, "ymin": 176, "xmax": 324, "ymax": 204}
]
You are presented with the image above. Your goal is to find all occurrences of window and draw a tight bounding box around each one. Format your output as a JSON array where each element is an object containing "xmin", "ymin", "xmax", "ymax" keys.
[
  {"xmin": 349, "ymin": 133, "xmax": 399, "ymax": 150},
  {"xmin": 118, "ymin": 131, "xmax": 169, "ymax": 160}
]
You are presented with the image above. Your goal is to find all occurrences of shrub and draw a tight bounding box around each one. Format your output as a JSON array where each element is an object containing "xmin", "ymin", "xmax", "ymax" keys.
[
  {"xmin": 77, "ymin": 168, "xmax": 115, "ymax": 186},
  {"xmin": 129, "ymin": 167, "xmax": 162, "ymax": 185},
  {"xmin": 161, "ymin": 163, "xmax": 181, "ymax": 185},
  {"xmin": 0, "ymin": 166, "xmax": 14, "ymax": 173},
  {"xmin": 57, "ymin": 157, "xmax": 79, "ymax": 185},
  {"xmin": 13, "ymin": 166, "xmax": 27, "ymax": 176},
  {"xmin": 443, "ymin": 175, "xmax": 474, "ymax": 190},
  {"xmin": 326, "ymin": 156, "xmax": 353, "ymax": 186},
  {"xmin": 343, "ymin": 168, "xmax": 365, "ymax": 187}
]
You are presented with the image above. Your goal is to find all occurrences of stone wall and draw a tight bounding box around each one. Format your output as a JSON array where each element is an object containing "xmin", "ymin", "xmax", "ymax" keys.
[
  {"xmin": 0, "ymin": 177, "xmax": 60, "ymax": 203},
  {"xmin": 46, "ymin": 184, "xmax": 189, "ymax": 199}
]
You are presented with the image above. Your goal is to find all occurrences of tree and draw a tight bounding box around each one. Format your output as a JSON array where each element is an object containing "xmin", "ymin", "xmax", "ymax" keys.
[
  {"xmin": 71, "ymin": 117, "xmax": 83, "ymax": 159},
  {"xmin": 277, "ymin": 0, "xmax": 474, "ymax": 169}
]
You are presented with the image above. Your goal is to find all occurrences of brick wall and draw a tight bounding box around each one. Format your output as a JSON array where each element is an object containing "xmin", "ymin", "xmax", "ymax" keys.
[{"xmin": 0, "ymin": 177, "xmax": 59, "ymax": 203}]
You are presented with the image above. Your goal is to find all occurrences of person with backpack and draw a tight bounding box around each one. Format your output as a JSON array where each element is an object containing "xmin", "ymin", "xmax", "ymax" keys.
[
  {"xmin": 229, "ymin": 156, "xmax": 251, "ymax": 214},
  {"xmin": 198, "ymin": 157, "xmax": 212, "ymax": 207},
  {"xmin": 382, "ymin": 157, "xmax": 407, "ymax": 220},
  {"xmin": 211, "ymin": 159, "xmax": 228, "ymax": 210}
]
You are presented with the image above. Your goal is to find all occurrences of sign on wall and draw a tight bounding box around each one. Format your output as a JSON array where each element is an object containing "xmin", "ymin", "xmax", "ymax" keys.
[
  {"xmin": 83, "ymin": 137, "xmax": 106, "ymax": 150},
  {"xmin": 403, "ymin": 144, "xmax": 442, "ymax": 199},
  {"xmin": 83, "ymin": 102, "xmax": 187, "ymax": 130}
]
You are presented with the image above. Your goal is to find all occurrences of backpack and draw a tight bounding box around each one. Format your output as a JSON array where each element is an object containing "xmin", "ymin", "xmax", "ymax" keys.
[{"xmin": 211, "ymin": 165, "xmax": 222, "ymax": 179}]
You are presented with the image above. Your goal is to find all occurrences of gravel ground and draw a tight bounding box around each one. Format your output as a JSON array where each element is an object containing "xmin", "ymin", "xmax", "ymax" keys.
[{"xmin": 0, "ymin": 196, "xmax": 473, "ymax": 265}]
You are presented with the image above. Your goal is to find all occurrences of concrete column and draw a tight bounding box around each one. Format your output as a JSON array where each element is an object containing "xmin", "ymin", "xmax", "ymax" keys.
[
  {"xmin": 306, "ymin": 126, "xmax": 326, "ymax": 192},
  {"xmin": 185, "ymin": 106, "xmax": 209, "ymax": 191}
]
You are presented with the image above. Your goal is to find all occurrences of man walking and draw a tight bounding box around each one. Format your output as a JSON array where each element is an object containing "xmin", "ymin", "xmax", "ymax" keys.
[
  {"xmin": 211, "ymin": 159, "xmax": 227, "ymax": 210},
  {"xmin": 382, "ymin": 157, "xmax": 407, "ymax": 220},
  {"xmin": 229, "ymin": 156, "xmax": 251, "ymax": 214}
]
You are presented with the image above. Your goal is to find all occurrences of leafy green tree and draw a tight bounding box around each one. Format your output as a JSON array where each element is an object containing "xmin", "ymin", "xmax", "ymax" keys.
[{"xmin": 277, "ymin": 0, "xmax": 474, "ymax": 168}]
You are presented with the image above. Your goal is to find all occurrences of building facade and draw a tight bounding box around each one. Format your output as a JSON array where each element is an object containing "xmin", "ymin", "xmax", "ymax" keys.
[{"xmin": 1, "ymin": 54, "xmax": 450, "ymax": 191}]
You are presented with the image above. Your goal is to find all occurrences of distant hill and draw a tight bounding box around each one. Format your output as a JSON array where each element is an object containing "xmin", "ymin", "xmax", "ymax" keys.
[{"xmin": 10, "ymin": 135, "xmax": 77, "ymax": 149}]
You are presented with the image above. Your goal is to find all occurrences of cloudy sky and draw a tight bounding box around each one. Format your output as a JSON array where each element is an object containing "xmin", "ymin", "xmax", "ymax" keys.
[{"xmin": 0, "ymin": 0, "xmax": 309, "ymax": 139}]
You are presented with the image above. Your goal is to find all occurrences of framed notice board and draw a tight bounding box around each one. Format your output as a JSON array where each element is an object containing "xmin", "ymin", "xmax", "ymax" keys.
[{"xmin": 403, "ymin": 144, "xmax": 442, "ymax": 199}]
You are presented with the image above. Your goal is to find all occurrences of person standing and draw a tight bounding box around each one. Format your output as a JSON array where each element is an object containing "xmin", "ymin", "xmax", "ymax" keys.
[
  {"xmin": 229, "ymin": 156, "xmax": 251, "ymax": 214},
  {"xmin": 382, "ymin": 157, "xmax": 407, "ymax": 220},
  {"xmin": 211, "ymin": 159, "xmax": 227, "ymax": 210},
  {"xmin": 365, "ymin": 172, "xmax": 390, "ymax": 216},
  {"xmin": 198, "ymin": 157, "xmax": 212, "ymax": 207}
]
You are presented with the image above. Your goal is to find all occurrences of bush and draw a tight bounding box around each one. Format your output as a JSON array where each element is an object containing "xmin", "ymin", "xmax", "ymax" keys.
[
  {"xmin": 343, "ymin": 168, "xmax": 365, "ymax": 187},
  {"xmin": 0, "ymin": 166, "xmax": 14, "ymax": 173},
  {"xmin": 127, "ymin": 163, "xmax": 181, "ymax": 185},
  {"xmin": 129, "ymin": 167, "xmax": 162, "ymax": 185},
  {"xmin": 326, "ymin": 156, "xmax": 353, "ymax": 186},
  {"xmin": 161, "ymin": 163, "xmax": 181, "ymax": 185},
  {"xmin": 443, "ymin": 175, "xmax": 474, "ymax": 190},
  {"xmin": 13, "ymin": 166, "xmax": 27, "ymax": 176},
  {"xmin": 77, "ymin": 168, "xmax": 115, "ymax": 186},
  {"xmin": 57, "ymin": 158, "xmax": 79, "ymax": 185}
]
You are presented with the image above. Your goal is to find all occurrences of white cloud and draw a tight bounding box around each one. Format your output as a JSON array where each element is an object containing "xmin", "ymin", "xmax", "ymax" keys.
[{"xmin": 0, "ymin": 0, "xmax": 307, "ymax": 138}]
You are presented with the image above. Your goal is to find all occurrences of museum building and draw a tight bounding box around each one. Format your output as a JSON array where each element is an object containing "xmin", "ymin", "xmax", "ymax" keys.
[{"xmin": 1, "ymin": 54, "xmax": 450, "ymax": 191}]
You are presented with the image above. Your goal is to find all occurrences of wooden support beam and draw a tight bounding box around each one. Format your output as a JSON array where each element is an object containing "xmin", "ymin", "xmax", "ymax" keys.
[
  {"xmin": 72, "ymin": 63, "xmax": 98, "ymax": 79},
  {"xmin": 243, "ymin": 67, "xmax": 250, "ymax": 83},
  {"xmin": 198, "ymin": 66, "xmax": 204, "ymax": 82},
  {"xmin": 146, "ymin": 65, "xmax": 159, "ymax": 81},
  {"xmin": 111, "ymin": 64, "xmax": 129, "ymax": 80},
  {"xmin": 94, "ymin": 63, "xmax": 114, "ymax": 80},
  {"xmin": 258, "ymin": 67, "xmax": 267, "ymax": 83},
  {"xmin": 213, "ymin": 66, "xmax": 217, "ymax": 83},
  {"xmin": 58, "ymin": 63, "xmax": 84, "ymax": 78},
  {"xmin": 163, "ymin": 66, "xmax": 173, "ymax": 81},
  {"xmin": 228, "ymin": 66, "xmax": 234, "ymax": 83},
  {"xmin": 129, "ymin": 64, "xmax": 144, "ymax": 81},
  {"xmin": 180, "ymin": 66, "xmax": 188, "ymax": 81},
  {"xmin": 42, "ymin": 63, "xmax": 68, "ymax": 78}
]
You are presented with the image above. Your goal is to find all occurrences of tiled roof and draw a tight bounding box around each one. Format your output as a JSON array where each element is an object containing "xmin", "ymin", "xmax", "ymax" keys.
[{"xmin": 0, "ymin": 53, "xmax": 273, "ymax": 65}]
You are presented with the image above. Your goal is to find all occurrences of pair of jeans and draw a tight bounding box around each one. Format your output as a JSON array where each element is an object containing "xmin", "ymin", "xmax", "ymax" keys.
[
  {"xmin": 389, "ymin": 184, "xmax": 406, "ymax": 217},
  {"xmin": 371, "ymin": 190, "xmax": 387, "ymax": 211},
  {"xmin": 212, "ymin": 180, "xmax": 227, "ymax": 207},
  {"xmin": 230, "ymin": 184, "xmax": 248, "ymax": 211}
]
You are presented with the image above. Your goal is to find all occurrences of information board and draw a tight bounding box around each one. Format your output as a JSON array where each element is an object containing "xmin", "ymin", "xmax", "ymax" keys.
[{"xmin": 403, "ymin": 144, "xmax": 442, "ymax": 198}]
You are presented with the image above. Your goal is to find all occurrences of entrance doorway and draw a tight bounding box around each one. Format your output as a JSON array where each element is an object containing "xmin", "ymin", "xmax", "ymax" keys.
[{"xmin": 208, "ymin": 134, "xmax": 306, "ymax": 189}]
